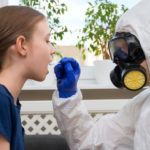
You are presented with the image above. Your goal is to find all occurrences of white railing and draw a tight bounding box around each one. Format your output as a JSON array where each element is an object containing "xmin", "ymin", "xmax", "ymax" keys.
[{"xmin": 20, "ymin": 99, "xmax": 129, "ymax": 135}]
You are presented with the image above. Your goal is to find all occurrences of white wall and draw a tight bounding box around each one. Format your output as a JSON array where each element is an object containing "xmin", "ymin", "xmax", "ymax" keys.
[
  {"xmin": 0, "ymin": 0, "xmax": 19, "ymax": 6},
  {"xmin": 0, "ymin": 0, "xmax": 8, "ymax": 6},
  {"xmin": 8, "ymin": 0, "xmax": 19, "ymax": 5}
]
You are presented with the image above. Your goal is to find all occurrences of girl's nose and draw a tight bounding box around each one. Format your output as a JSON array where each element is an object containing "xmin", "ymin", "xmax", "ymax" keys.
[
  {"xmin": 49, "ymin": 43, "xmax": 56, "ymax": 55},
  {"xmin": 50, "ymin": 49, "xmax": 56, "ymax": 55}
]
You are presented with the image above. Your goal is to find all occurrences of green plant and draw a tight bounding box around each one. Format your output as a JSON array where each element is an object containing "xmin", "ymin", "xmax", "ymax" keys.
[
  {"xmin": 20, "ymin": 0, "xmax": 68, "ymax": 58},
  {"xmin": 76, "ymin": 0, "xmax": 128, "ymax": 60}
]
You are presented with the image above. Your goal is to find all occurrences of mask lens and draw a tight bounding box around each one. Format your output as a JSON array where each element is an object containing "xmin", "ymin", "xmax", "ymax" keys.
[{"xmin": 109, "ymin": 38, "xmax": 129, "ymax": 62}]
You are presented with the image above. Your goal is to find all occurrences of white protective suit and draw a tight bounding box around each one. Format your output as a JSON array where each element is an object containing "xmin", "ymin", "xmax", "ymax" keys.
[{"xmin": 52, "ymin": 0, "xmax": 150, "ymax": 149}]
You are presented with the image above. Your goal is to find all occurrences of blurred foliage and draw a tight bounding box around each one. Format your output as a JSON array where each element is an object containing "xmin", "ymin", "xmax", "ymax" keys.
[{"xmin": 76, "ymin": 0, "xmax": 128, "ymax": 60}]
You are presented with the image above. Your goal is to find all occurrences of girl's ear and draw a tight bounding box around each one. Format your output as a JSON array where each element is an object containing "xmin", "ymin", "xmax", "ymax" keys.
[{"xmin": 16, "ymin": 35, "xmax": 29, "ymax": 56}]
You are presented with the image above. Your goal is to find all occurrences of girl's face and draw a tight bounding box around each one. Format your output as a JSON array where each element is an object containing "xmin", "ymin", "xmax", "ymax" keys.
[{"xmin": 26, "ymin": 18, "xmax": 55, "ymax": 81}]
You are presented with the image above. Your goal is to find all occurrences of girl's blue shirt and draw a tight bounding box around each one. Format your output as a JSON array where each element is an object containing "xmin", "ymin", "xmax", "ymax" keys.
[{"xmin": 0, "ymin": 84, "xmax": 25, "ymax": 150}]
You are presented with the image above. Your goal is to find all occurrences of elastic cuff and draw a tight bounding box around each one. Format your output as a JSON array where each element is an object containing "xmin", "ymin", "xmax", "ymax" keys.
[{"xmin": 59, "ymin": 90, "xmax": 77, "ymax": 98}]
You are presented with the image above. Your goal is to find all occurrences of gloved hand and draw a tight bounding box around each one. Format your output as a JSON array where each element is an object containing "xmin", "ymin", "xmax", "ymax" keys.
[{"xmin": 54, "ymin": 57, "xmax": 81, "ymax": 98}]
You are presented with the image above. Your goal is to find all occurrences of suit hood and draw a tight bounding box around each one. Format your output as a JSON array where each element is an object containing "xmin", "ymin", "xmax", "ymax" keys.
[{"xmin": 115, "ymin": 0, "xmax": 150, "ymax": 71}]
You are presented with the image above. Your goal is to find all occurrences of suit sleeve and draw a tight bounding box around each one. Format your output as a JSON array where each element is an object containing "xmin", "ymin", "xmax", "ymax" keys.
[{"xmin": 52, "ymin": 89, "xmax": 131, "ymax": 150}]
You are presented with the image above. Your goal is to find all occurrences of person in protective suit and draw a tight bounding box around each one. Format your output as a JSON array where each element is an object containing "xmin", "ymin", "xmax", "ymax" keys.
[{"xmin": 52, "ymin": 0, "xmax": 150, "ymax": 149}]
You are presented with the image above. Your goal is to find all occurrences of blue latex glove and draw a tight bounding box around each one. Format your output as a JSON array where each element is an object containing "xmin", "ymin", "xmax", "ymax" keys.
[{"xmin": 54, "ymin": 57, "xmax": 80, "ymax": 98}]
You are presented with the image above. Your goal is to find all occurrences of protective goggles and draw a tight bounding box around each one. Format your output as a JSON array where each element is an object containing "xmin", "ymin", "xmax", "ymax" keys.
[{"xmin": 108, "ymin": 32, "xmax": 145, "ymax": 64}]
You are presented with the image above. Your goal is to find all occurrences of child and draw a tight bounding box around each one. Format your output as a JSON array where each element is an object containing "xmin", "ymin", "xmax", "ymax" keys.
[
  {"xmin": 52, "ymin": 0, "xmax": 150, "ymax": 149},
  {"xmin": 0, "ymin": 6, "xmax": 55, "ymax": 150}
]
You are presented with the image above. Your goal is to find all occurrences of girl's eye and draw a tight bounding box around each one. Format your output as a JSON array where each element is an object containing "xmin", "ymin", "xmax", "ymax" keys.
[{"xmin": 46, "ymin": 40, "xmax": 50, "ymax": 43}]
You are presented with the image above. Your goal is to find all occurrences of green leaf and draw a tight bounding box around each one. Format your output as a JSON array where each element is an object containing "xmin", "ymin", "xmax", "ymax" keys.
[
  {"xmin": 55, "ymin": 52, "xmax": 63, "ymax": 58},
  {"xmin": 48, "ymin": 3, "xmax": 51, "ymax": 9},
  {"xmin": 53, "ymin": 18, "xmax": 59, "ymax": 24},
  {"xmin": 88, "ymin": 2, "xmax": 93, "ymax": 6},
  {"xmin": 83, "ymin": 54, "xmax": 86, "ymax": 60}
]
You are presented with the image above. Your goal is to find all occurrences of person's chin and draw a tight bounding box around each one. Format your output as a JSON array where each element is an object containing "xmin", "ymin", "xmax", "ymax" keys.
[
  {"xmin": 47, "ymin": 69, "xmax": 49, "ymax": 74},
  {"xmin": 33, "ymin": 69, "xmax": 48, "ymax": 81},
  {"xmin": 41, "ymin": 74, "xmax": 47, "ymax": 81},
  {"xmin": 36, "ymin": 74, "xmax": 47, "ymax": 81}
]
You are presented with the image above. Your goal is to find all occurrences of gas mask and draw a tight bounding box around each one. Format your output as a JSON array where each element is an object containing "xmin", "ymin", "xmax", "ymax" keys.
[{"xmin": 108, "ymin": 32, "xmax": 147, "ymax": 91}]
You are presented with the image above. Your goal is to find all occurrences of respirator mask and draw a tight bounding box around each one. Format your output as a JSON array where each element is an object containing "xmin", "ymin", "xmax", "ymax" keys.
[{"xmin": 108, "ymin": 32, "xmax": 147, "ymax": 91}]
